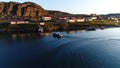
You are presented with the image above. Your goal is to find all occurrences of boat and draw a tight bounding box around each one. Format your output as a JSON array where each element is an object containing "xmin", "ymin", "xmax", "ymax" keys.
[{"xmin": 52, "ymin": 33, "xmax": 63, "ymax": 39}]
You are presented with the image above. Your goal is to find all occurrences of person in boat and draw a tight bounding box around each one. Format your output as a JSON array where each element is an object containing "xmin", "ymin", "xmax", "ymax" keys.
[{"xmin": 52, "ymin": 33, "xmax": 63, "ymax": 39}]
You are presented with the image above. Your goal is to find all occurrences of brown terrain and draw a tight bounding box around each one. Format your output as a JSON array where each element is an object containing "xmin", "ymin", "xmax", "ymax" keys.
[
  {"xmin": 0, "ymin": 2, "xmax": 49, "ymax": 20},
  {"xmin": 0, "ymin": 1, "xmax": 91, "ymax": 21}
]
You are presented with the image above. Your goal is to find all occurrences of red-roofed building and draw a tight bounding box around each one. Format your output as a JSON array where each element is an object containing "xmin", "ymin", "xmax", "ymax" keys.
[
  {"xmin": 67, "ymin": 17, "xmax": 76, "ymax": 23},
  {"xmin": 42, "ymin": 15, "xmax": 52, "ymax": 21},
  {"xmin": 85, "ymin": 17, "xmax": 93, "ymax": 22}
]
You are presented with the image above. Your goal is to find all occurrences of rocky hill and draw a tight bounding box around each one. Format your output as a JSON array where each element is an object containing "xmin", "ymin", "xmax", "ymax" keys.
[
  {"xmin": 0, "ymin": 2, "xmax": 48, "ymax": 20},
  {"xmin": 0, "ymin": 1, "xmax": 92, "ymax": 21}
]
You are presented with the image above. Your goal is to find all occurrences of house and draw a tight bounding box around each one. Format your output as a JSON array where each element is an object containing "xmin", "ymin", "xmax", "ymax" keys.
[
  {"xmin": 24, "ymin": 21, "xmax": 29, "ymax": 23},
  {"xmin": 108, "ymin": 17, "xmax": 118, "ymax": 20},
  {"xmin": 39, "ymin": 22, "xmax": 45, "ymax": 26},
  {"xmin": 85, "ymin": 17, "xmax": 93, "ymax": 22},
  {"xmin": 114, "ymin": 19, "xmax": 119, "ymax": 22},
  {"xmin": 76, "ymin": 17, "xmax": 85, "ymax": 22},
  {"xmin": 10, "ymin": 21, "xmax": 16, "ymax": 24},
  {"xmin": 10, "ymin": 20, "xmax": 29, "ymax": 24},
  {"xmin": 90, "ymin": 14, "xmax": 98, "ymax": 20},
  {"xmin": 91, "ymin": 16, "xmax": 97, "ymax": 20},
  {"xmin": 42, "ymin": 15, "xmax": 52, "ymax": 21},
  {"xmin": 108, "ymin": 17, "xmax": 119, "ymax": 22},
  {"xmin": 67, "ymin": 17, "xmax": 76, "ymax": 23},
  {"xmin": 59, "ymin": 16, "xmax": 68, "ymax": 23},
  {"xmin": 59, "ymin": 16, "xmax": 68, "ymax": 20}
]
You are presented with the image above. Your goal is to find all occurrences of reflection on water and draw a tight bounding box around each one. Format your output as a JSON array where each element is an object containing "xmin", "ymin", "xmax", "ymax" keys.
[
  {"xmin": 0, "ymin": 32, "xmax": 51, "ymax": 40},
  {"xmin": 66, "ymin": 30, "xmax": 83, "ymax": 35},
  {"xmin": 1, "ymin": 28, "xmax": 120, "ymax": 68}
]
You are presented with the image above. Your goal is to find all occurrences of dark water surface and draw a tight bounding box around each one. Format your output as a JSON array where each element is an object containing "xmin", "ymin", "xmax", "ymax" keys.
[{"xmin": 1, "ymin": 28, "xmax": 120, "ymax": 68}]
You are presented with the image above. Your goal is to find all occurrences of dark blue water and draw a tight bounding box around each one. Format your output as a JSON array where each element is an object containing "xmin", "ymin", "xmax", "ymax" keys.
[{"xmin": 1, "ymin": 28, "xmax": 120, "ymax": 68}]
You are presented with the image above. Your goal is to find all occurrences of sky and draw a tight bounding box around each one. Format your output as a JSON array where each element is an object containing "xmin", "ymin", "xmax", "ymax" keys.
[{"xmin": 1, "ymin": 0, "xmax": 120, "ymax": 14}]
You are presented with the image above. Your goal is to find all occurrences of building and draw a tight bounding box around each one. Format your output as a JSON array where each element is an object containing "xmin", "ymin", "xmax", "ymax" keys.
[
  {"xmin": 10, "ymin": 20, "xmax": 29, "ymax": 24},
  {"xmin": 42, "ymin": 15, "xmax": 52, "ymax": 21},
  {"xmin": 108, "ymin": 17, "xmax": 118, "ymax": 20},
  {"xmin": 91, "ymin": 16, "xmax": 98, "ymax": 20},
  {"xmin": 59, "ymin": 16, "xmax": 68, "ymax": 20},
  {"xmin": 67, "ymin": 17, "xmax": 76, "ymax": 23},
  {"xmin": 59, "ymin": 16, "xmax": 68, "ymax": 23},
  {"xmin": 39, "ymin": 22, "xmax": 45, "ymax": 26},
  {"xmin": 76, "ymin": 17, "xmax": 85, "ymax": 22},
  {"xmin": 85, "ymin": 17, "xmax": 93, "ymax": 22},
  {"xmin": 107, "ymin": 17, "xmax": 119, "ymax": 22},
  {"xmin": 90, "ymin": 14, "xmax": 98, "ymax": 20}
]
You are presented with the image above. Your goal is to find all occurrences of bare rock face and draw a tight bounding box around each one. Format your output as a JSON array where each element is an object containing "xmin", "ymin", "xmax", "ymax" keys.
[{"xmin": 0, "ymin": 2, "xmax": 49, "ymax": 20}]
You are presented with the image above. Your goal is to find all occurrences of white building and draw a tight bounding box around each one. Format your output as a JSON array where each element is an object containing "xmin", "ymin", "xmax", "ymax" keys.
[
  {"xmin": 85, "ymin": 17, "xmax": 93, "ymax": 22},
  {"xmin": 90, "ymin": 14, "xmax": 98, "ymax": 20},
  {"xmin": 108, "ymin": 17, "xmax": 118, "ymax": 20},
  {"xmin": 42, "ymin": 15, "xmax": 52, "ymax": 21},
  {"xmin": 24, "ymin": 21, "xmax": 29, "ymax": 24},
  {"xmin": 67, "ymin": 18, "xmax": 76, "ymax": 23},
  {"xmin": 91, "ymin": 16, "xmax": 97, "ymax": 20},
  {"xmin": 76, "ymin": 17, "xmax": 85, "ymax": 22},
  {"xmin": 39, "ymin": 22, "xmax": 45, "ymax": 25},
  {"xmin": 108, "ymin": 17, "xmax": 119, "ymax": 22},
  {"xmin": 10, "ymin": 20, "xmax": 29, "ymax": 24}
]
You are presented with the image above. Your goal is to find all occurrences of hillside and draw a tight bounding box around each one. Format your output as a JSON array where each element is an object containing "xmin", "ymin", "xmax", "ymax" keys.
[
  {"xmin": 1, "ymin": 1, "xmax": 119, "ymax": 21},
  {"xmin": 107, "ymin": 13, "xmax": 120, "ymax": 18},
  {"xmin": 47, "ymin": 10, "xmax": 72, "ymax": 17},
  {"xmin": 0, "ymin": 2, "xmax": 74, "ymax": 20},
  {"xmin": 0, "ymin": 2, "xmax": 48, "ymax": 20}
]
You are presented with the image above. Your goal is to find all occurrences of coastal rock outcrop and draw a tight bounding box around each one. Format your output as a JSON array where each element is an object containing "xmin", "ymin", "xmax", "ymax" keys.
[{"xmin": 0, "ymin": 2, "xmax": 48, "ymax": 20}]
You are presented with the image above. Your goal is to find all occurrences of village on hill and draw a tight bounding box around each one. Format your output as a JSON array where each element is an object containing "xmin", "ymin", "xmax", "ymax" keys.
[{"xmin": 0, "ymin": 2, "xmax": 120, "ymax": 32}]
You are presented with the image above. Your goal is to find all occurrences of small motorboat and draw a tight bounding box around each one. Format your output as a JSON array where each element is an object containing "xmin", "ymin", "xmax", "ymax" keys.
[{"xmin": 52, "ymin": 33, "xmax": 63, "ymax": 39}]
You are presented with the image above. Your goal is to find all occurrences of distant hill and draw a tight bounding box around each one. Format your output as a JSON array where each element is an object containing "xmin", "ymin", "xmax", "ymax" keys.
[
  {"xmin": 47, "ymin": 10, "xmax": 73, "ymax": 20},
  {"xmin": 47, "ymin": 10, "xmax": 90, "ymax": 19},
  {"xmin": 107, "ymin": 13, "xmax": 120, "ymax": 18}
]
